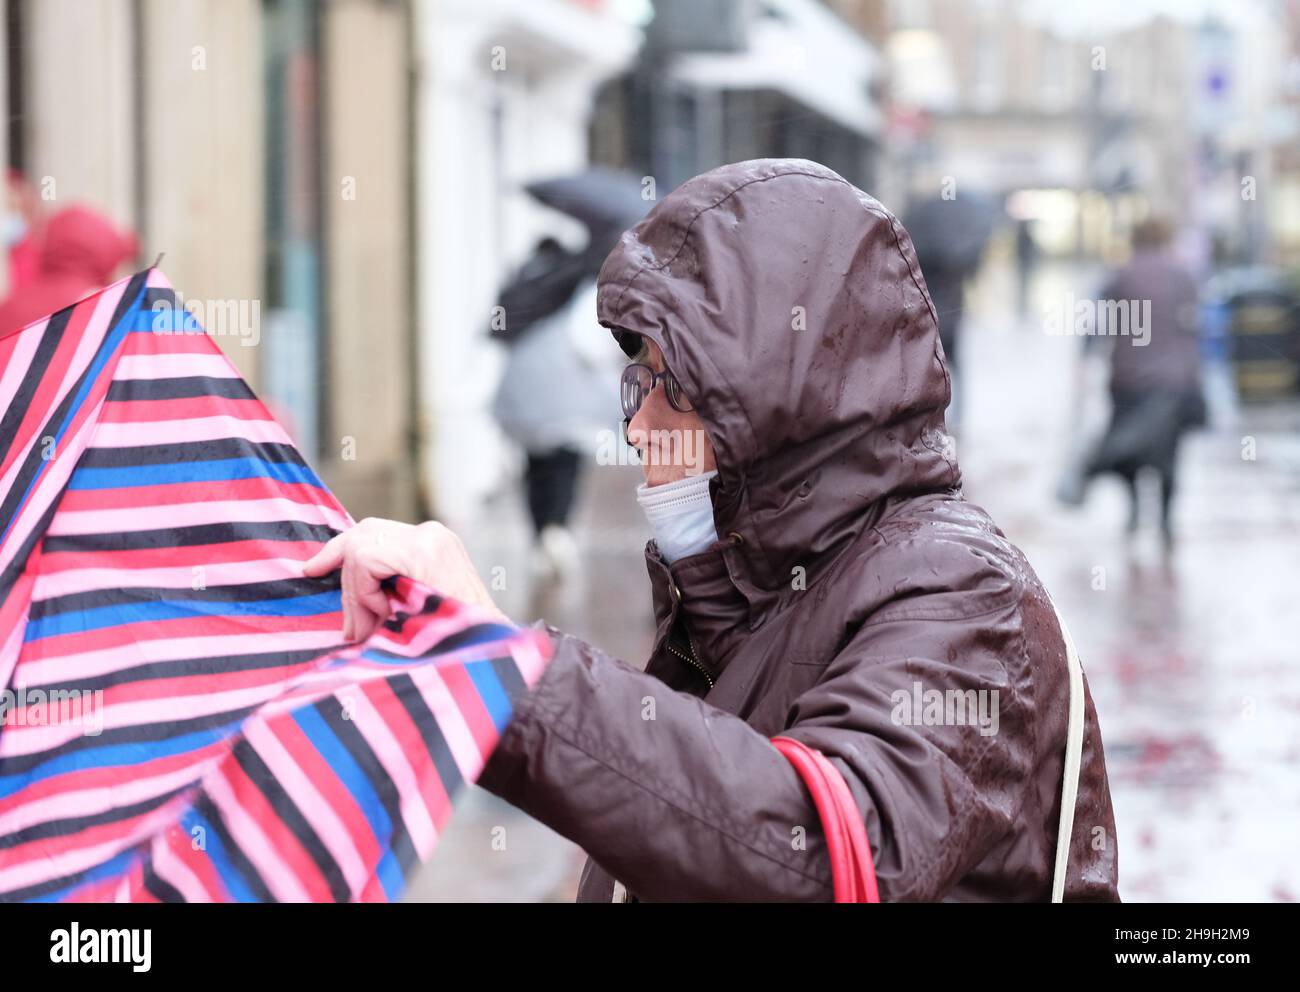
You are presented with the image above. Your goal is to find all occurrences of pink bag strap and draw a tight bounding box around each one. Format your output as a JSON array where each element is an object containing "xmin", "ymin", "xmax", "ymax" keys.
[{"xmin": 772, "ymin": 736, "xmax": 880, "ymax": 903}]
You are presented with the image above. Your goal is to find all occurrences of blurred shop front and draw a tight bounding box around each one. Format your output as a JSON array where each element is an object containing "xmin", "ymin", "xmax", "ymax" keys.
[
  {"xmin": 2, "ymin": 0, "xmax": 417, "ymax": 520},
  {"xmin": 591, "ymin": 0, "xmax": 884, "ymax": 198}
]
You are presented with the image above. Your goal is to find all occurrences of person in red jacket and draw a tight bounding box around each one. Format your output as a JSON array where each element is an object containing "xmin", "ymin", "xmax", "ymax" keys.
[{"xmin": 0, "ymin": 203, "xmax": 137, "ymax": 340}]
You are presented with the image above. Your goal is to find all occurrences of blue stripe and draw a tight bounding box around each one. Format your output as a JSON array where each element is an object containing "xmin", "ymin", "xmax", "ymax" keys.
[
  {"xmin": 291, "ymin": 706, "xmax": 402, "ymax": 901},
  {"xmin": 182, "ymin": 807, "xmax": 257, "ymax": 903},
  {"xmin": 24, "ymin": 589, "xmax": 343, "ymax": 641},
  {"xmin": 0, "ymin": 721, "xmax": 243, "ymax": 800},
  {"xmin": 66, "ymin": 457, "xmax": 324, "ymax": 491},
  {"xmin": 465, "ymin": 659, "xmax": 513, "ymax": 733},
  {"xmin": 129, "ymin": 308, "xmax": 205, "ymax": 333}
]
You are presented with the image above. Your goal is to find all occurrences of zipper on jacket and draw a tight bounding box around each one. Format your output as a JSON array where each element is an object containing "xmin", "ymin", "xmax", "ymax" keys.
[{"xmin": 666, "ymin": 629, "xmax": 713, "ymax": 689}]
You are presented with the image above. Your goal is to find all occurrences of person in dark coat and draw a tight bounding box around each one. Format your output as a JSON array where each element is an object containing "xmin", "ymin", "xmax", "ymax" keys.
[
  {"xmin": 1072, "ymin": 218, "xmax": 1205, "ymax": 546},
  {"xmin": 306, "ymin": 160, "xmax": 1120, "ymax": 902}
]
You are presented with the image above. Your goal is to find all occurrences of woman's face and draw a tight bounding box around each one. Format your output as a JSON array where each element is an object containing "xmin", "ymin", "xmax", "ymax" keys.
[{"xmin": 626, "ymin": 339, "xmax": 717, "ymax": 488}]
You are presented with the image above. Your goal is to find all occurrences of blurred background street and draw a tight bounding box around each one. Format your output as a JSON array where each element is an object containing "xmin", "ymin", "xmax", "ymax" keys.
[{"xmin": 4, "ymin": 0, "xmax": 1299, "ymax": 901}]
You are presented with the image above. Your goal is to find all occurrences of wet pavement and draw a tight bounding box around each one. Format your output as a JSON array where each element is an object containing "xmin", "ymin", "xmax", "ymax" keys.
[
  {"xmin": 960, "ymin": 258, "xmax": 1300, "ymax": 902},
  {"xmin": 407, "ymin": 256, "xmax": 1300, "ymax": 902}
]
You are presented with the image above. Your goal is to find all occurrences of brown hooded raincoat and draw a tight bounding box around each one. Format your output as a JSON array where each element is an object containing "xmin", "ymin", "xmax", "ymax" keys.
[{"xmin": 478, "ymin": 159, "xmax": 1120, "ymax": 903}]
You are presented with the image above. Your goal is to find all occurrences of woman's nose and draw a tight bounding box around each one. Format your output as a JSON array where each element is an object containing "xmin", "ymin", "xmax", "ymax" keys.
[{"xmin": 627, "ymin": 385, "xmax": 663, "ymax": 445}]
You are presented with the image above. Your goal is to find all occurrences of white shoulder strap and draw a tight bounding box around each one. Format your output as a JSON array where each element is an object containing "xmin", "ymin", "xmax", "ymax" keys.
[{"xmin": 1050, "ymin": 604, "xmax": 1086, "ymax": 903}]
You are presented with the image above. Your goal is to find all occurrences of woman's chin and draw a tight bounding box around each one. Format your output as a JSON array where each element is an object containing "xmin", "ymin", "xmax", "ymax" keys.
[{"xmin": 641, "ymin": 465, "xmax": 681, "ymax": 488}]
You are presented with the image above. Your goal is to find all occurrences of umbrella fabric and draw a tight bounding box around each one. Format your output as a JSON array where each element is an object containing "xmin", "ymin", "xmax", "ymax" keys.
[{"xmin": 0, "ymin": 269, "xmax": 551, "ymax": 902}]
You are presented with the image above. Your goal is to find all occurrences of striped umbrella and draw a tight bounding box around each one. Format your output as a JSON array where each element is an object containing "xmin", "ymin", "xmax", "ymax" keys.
[{"xmin": 0, "ymin": 268, "xmax": 551, "ymax": 902}]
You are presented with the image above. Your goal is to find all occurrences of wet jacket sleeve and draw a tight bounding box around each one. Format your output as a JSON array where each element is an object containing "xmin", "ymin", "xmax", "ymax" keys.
[{"xmin": 476, "ymin": 611, "xmax": 1035, "ymax": 902}]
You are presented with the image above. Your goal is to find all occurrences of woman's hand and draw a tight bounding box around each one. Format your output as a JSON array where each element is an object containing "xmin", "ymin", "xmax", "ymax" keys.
[{"xmin": 302, "ymin": 517, "xmax": 510, "ymax": 642}]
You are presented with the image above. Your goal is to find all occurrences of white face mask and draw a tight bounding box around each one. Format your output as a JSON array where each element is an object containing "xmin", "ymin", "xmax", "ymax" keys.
[{"xmin": 635, "ymin": 469, "xmax": 720, "ymax": 565}]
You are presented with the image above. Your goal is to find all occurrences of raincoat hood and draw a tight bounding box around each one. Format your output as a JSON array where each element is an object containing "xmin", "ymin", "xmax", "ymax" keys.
[{"xmin": 596, "ymin": 159, "xmax": 960, "ymax": 598}]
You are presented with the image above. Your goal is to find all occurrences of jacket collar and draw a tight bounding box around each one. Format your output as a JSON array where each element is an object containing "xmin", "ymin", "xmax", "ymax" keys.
[{"xmin": 644, "ymin": 536, "xmax": 756, "ymax": 682}]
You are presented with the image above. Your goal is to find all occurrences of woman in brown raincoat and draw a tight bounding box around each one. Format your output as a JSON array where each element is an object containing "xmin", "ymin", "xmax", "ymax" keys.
[{"xmin": 306, "ymin": 159, "xmax": 1120, "ymax": 902}]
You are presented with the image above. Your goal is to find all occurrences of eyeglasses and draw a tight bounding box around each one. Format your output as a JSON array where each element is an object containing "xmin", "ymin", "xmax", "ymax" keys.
[{"xmin": 620, "ymin": 362, "xmax": 695, "ymax": 419}]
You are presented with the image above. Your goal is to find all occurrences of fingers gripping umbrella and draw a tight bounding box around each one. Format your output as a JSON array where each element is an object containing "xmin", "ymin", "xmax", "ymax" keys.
[{"xmin": 0, "ymin": 269, "xmax": 552, "ymax": 902}]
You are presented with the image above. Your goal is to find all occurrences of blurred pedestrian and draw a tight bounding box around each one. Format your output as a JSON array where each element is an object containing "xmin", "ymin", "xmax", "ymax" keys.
[
  {"xmin": 1060, "ymin": 217, "xmax": 1205, "ymax": 547},
  {"xmin": 5, "ymin": 169, "xmax": 44, "ymax": 292},
  {"xmin": 903, "ymin": 188, "xmax": 998, "ymax": 431},
  {"xmin": 1014, "ymin": 218, "xmax": 1039, "ymax": 318},
  {"xmin": 490, "ymin": 236, "xmax": 623, "ymax": 579},
  {"xmin": 0, "ymin": 204, "xmax": 137, "ymax": 339}
]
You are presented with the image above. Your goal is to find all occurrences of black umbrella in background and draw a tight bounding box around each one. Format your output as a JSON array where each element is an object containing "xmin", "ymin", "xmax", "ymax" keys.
[
  {"xmin": 902, "ymin": 191, "xmax": 1003, "ymax": 278},
  {"xmin": 525, "ymin": 168, "xmax": 651, "ymax": 235},
  {"xmin": 490, "ymin": 168, "xmax": 650, "ymax": 345}
]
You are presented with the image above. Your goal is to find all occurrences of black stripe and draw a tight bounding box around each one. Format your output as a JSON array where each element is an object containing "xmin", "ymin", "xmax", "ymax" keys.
[
  {"xmin": 106, "ymin": 375, "xmax": 254, "ymax": 402},
  {"xmin": 0, "ymin": 307, "xmax": 70, "ymax": 470},
  {"xmin": 0, "ymin": 785, "xmax": 189, "ymax": 850},
  {"xmin": 0, "ymin": 861, "xmax": 113, "ymax": 902},
  {"xmin": 0, "ymin": 703, "xmax": 260, "ymax": 777},
  {"xmin": 143, "ymin": 288, "xmax": 177, "ymax": 310},
  {"xmin": 30, "ymin": 574, "xmax": 340, "ymax": 620},
  {"xmin": 0, "ymin": 272, "xmax": 148, "ymax": 546},
  {"xmin": 360, "ymin": 624, "xmax": 515, "ymax": 663},
  {"xmin": 22, "ymin": 646, "xmax": 344, "ymax": 696},
  {"xmin": 0, "ymin": 493, "xmax": 60, "ymax": 630},
  {"xmin": 192, "ymin": 790, "xmax": 277, "ymax": 902},
  {"xmin": 488, "ymin": 654, "xmax": 529, "ymax": 706},
  {"xmin": 231, "ymin": 739, "xmax": 352, "ymax": 902},
  {"xmin": 78, "ymin": 437, "xmax": 307, "ymax": 470},
  {"xmin": 389, "ymin": 673, "xmax": 464, "ymax": 798},
  {"xmin": 313, "ymin": 698, "xmax": 419, "ymax": 880},
  {"xmin": 42, "ymin": 519, "xmax": 340, "ymax": 555},
  {"xmin": 141, "ymin": 856, "xmax": 186, "ymax": 903}
]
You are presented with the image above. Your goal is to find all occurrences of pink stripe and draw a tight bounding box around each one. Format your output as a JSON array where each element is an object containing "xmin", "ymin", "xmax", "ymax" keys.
[
  {"xmin": 113, "ymin": 352, "xmax": 236, "ymax": 381},
  {"xmin": 0, "ymin": 609, "xmax": 28, "ymax": 711},
  {"xmin": 1, "ymin": 682, "xmax": 300, "ymax": 758},
  {"xmin": 349, "ymin": 692, "xmax": 437, "ymax": 857},
  {"xmin": 0, "ymin": 317, "xmax": 44, "ymax": 415},
  {"xmin": 0, "ymin": 758, "xmax": 215, "ymax": 837},
  {"xmin": 150, "ymin": 833, "xmax": 212, "ymax": 902},
  {"xmin": 204, "ymin": 765, "xmax": 311, "ymax": 902},
  {"xmin": 31, "ymin": 557, "xmax": 312, "ymax": 600},
  {"xmin": 46, "ymin": 496, "xmax": 350, "ymax": 537},
  {"xmin": 91, "ymin": 414, "xmax": 291, "ymax": 448},
  {"xmin": 0, "ymin": 282, "xmax": 127, "ymax": 573},
  {"xmin": 410, "ymin": 666, "xmax": 485, "ymax": 782},
  {"xmin": 0, "ymin": 794, "xmax": 179, "ymax": 892},
  {"xmin": 0, "ymin": 394, "xmax": 109, "ymax": 575},
  {"xmin": 243, "ymin": 720, "xmax": 369, "ymax": 894},
  {"xmin": 11, "ymin": 629, "xmax": 343, "ymax": 687}
]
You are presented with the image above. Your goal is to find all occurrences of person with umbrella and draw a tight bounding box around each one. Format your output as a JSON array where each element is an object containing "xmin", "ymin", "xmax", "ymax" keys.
[
  {"xmin": 489, "ymin": 170, "xmax": 648, "ymax": 579},
  {"xmin": 901, "ymin": 186, "xmax": 999, "ymax": 431}
]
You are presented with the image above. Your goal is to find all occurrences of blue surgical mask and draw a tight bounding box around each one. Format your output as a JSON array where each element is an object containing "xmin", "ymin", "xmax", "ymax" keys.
[
  {"xmin": 636, "ymin": 469, "xmax": 720, "ymax": 564},
  {"xmin": 4, "ymin": 213, "xmax": 27, "ymax": 248}
]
